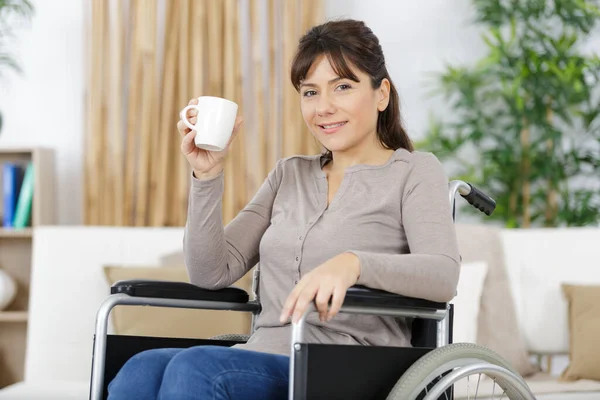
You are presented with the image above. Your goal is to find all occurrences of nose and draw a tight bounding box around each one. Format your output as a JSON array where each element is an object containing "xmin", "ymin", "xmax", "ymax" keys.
[{"xmin": 316, "ymin": 93, "xmax": 336, "ymax": 117}]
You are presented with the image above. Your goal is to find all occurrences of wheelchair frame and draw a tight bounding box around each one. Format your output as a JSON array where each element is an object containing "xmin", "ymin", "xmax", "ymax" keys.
[{"xmin": 89, "ymin": 180, "xmax": 506, "ymax": 400}]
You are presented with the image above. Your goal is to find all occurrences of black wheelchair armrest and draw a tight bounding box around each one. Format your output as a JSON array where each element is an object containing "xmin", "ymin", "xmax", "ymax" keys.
[
  {"xmin": 111, "ymin": 279, "xmax": 249, "ymax": 303},
  {"xmin": 344, "ymin": 285, "xmax": 446, "ymax": 310}
]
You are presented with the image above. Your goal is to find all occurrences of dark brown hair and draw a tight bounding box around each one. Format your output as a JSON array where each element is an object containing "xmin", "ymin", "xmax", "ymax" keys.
[{"xmin": 290, "ymin": 19, "xmax": 414, "ymax": 158}]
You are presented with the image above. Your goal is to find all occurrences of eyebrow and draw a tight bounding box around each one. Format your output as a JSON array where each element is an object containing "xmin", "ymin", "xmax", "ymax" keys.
[{"xmin": 299, "ymin": 77, "xmax": 345, "ymax": 89}]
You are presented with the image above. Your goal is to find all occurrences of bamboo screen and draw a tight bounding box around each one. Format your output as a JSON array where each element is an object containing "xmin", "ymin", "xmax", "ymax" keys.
[{"xmin": 85, "ymin": 0, "xmax": 324, "ymax": 227}]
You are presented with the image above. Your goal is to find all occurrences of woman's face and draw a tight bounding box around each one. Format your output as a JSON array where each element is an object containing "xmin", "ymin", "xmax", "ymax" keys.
[{"xmin": 299, "ymin": 55, "xmax": 390, "ymax": 155}]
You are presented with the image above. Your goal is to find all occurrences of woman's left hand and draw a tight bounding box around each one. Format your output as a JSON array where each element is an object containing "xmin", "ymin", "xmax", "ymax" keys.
[{"xmin": 279, "ymin": 252, "xmax": 361, "ymax": 324}]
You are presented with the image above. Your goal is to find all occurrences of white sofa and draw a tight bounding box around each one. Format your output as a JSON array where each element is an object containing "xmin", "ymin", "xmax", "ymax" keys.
[
  {"xmin": 0, "ymin": 225, "xmax": 598, "ymax": 399},
  {"xmin": 0, "ymin": 226, "xmax": 188, "ymax": 400},
  {"xmin": 453, "ymin": 226, "xmax": 600, "ymax": 399}
]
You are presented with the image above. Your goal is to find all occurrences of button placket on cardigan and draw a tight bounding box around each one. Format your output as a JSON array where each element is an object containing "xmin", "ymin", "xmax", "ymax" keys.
[{"xmin": 294, "ymin": 176, "xmax": 330, "ymax": 285}]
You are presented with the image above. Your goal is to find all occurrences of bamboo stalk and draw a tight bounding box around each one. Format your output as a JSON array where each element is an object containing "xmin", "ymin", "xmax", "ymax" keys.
[
  {"xmin": 125, "ymin": 0, "xmax": 142, "ymax": 226},
  {"xmin": 269, "ymin": 0, "xmax": 281, "ymax": 168},
  {"xmin": 223, "ymin": 0, "xmax": 236, "ymax": 224},
  {"xmin": 134, "ymin": 0, "xmax": 158, "ymax": 226},
  {"xmin": 175, "ymin": 0, "xmax": 191, "ymax": 227},
  {"xmin": 509, "ymin": 190, "xmax": 518, "ymax": 225},
  {"xmin": 282, "ymin": 0, "xmax": 301, "ymax": 158},
  {"xmin": 520, "ymin": 121, "xmax": 531, "ymax": 228},
  {"xmin": 299, "ymin": 0, "xmax": 310, "ymax": 155},
  {"xmin": 545, "ymin": 107, "xmax": 557, "ymax": 226},
  {"xmin": 99, "ymin": 0, "xmax": 111, "ymax": 225},
  {"xmin": 165, "ymin": 0, "xmax": 181, "ymax": 227},
  {"xmin": 207, "ymin": 0, "xmax": 223, "ymax": 97},
  {"xmin": 190, "ymin": 0, "xmax": 205, "ymax": 97},
  {"xmin": 87, "ymin": 0, "xmax": 107, "ymax": 225},
  {"xmin": 233, "ymin": 0, "xmax": 246, "ymax": 216},
  {"xmin": 109, "ymin": 0, "xmax": 125, "ymax": 226},
  {"xmin": 147, "ymin": 0, "xmax": 169, "ymax": 226},
  {"xmin": 152, "ymin": 0, "xmax": 179, "ymax": 226},
  {"xmin": 244, "ymin": 0, "xmax": 263, "ymax": 197},
  {"xmin": 204, "ymin": 0, "xmax": 228, "ymax": 222}
]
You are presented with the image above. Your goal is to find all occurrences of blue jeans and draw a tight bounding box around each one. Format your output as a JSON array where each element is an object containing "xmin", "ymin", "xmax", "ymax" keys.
[{"xmin": 107, "ymin": 345, "xmax": 290, "ymax": 400}]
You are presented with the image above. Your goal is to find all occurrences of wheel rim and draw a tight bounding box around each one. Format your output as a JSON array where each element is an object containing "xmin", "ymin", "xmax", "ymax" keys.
[
  {"xmin": 386, "ymin": 343, "xmax": 532, "ymax": 400},
  {"xmin": 422, "ymin": 362, "xmax": 535, "ymax": 400},
  {"xmin": 402, "ymin": 358, "xmax": 517, "ymax": 400}
]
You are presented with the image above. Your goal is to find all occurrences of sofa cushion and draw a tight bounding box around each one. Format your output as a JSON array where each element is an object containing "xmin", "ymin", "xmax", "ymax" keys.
[
  {"xmin": 451, "ymin": 261, "xmax": 488, "ymax": 343},
  {"xmin": 455, "ymin": 224, "xmax": 537, "ymax": 376},
  {"xmin": 0, "ymin": 381, "xmax": 89, "ymax": 400},
  {"xmin": 103, "ymin": 265, "xmax": 253, "ymax": 339},
  {"xmin": 560, "ymin": 284, "xmax": 600, "ymax": 382}
]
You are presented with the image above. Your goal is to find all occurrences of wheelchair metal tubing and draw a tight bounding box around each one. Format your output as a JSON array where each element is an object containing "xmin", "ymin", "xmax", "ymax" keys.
[
  {"xmin": 448, "ymin": 180, "xmax": 471, "ymax": 207},
  {"xmin": 422, "ymin": 362, "xmax": 536, "ymax": 400},
  {"xmin": 436, "ymin": 307, "xmax": 450, "ymax": 348},
  {"xmin": 89, "ymin": 294, "xmax": 259, "ymax": 400},
  {"xmin": 288, "ymin": 303, "xmax": 314, "ymax": 400}
]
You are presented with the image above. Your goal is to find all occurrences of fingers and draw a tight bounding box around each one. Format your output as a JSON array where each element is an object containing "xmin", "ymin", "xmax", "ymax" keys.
[
  {"xmin": 186, "ymin": 106, "xmax": 198, "ymax": 120},
  {"xmin": 180, "ymin": 130, "xmax": 197, "ymax": 156},
  {"xmin": 280, "ymin": 278, "xmax": 310, "ymax": 324},
  {"xmin": 177, "ymin": 98, "xmax": 199, "ymax": 136},
  {"xmin": 291, "ymin": 285, "xmax": 319, "ymax": 324},
  {"xmin": 177, "ymin": 117, "xmax": 197, "ymax": 137},
  {"xmin": 280, "ymin": 284, "xmax": 301, "ymax": 324},
  {"xmin": 315, "ymin": 285, "xmax": 332, "ymax": 322},
  {"xmin": 327, "ymin": 286, "xmax": 346, "ymax": 322},
  {"xmin": 176, "ymin": 119, "xmax": 188, "ymax": 136}
]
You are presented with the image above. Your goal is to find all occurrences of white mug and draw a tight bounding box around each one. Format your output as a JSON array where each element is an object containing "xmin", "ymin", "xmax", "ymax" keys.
[{"xmin": 179, "ymin": 96, "xmax": 239, "ymax": 151}]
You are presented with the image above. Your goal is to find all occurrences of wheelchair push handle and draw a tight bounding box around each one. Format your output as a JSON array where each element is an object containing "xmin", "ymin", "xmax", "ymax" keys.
[{"xmin": 461, "ymin": 183, "xmax": 496, "ymax": 216}]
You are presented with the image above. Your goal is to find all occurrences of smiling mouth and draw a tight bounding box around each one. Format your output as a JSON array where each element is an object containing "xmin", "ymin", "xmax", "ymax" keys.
[{"xmin": 318, "ymin": 121, "xmax": 348, "ymax": 133}]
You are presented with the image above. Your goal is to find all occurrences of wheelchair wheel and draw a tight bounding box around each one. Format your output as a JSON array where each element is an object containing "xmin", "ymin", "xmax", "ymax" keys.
[{"xmin": 386, "ymin": 343, "xmax": 536, "ymax": 400}]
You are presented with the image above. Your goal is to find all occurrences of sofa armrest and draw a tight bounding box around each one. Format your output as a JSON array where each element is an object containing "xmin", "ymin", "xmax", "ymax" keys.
[
  {"xmin": 111, "ymin": 279, "xmax": 249, "ymax": 303},
  {"xmin": 344, "ymin": 285, "xmax": 447, "ymax": 311}
]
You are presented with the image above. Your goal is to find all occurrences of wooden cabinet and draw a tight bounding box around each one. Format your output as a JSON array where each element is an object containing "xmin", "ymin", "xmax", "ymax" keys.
[{"xmin": 0, "ymin": 147, "xmax": 55, "ymax": 388}]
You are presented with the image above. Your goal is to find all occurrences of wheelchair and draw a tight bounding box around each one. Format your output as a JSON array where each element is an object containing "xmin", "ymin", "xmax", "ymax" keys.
[{"xmin": 89, "ymin": 180, "xmax": 537, "ymax": 400}]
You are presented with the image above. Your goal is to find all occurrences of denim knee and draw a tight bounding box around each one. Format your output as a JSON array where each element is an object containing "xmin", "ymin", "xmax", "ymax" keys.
[
  {"xmin": 107, "ymin": 348, "xmax": 182, "ymax": 400},
  {"xmin": 158, "ymin": 345, "xmax": 289, "ymax": 400},
  {"xmin": 162, "ymin": 345, "xmax": 226, "ymax": 381}
]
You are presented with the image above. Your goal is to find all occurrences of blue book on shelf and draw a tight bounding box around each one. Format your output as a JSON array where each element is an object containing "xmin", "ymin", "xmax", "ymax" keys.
[
  {"xmin": 13, "ymin": 162, "xmax": 34, "ymax": 229},
  {"xmin": 2, "ymin": 163, "xmax": 23, "ymax": 228}
]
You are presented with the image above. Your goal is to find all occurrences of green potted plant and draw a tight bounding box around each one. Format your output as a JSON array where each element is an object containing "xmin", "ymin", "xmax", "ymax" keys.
[
  {"xmin": 0, "ymin": 0, "xmax": 34, "ymax": 135},
  {"xmin": 418, "ymin": 0, "xmax": 600, "ymax": 228}
]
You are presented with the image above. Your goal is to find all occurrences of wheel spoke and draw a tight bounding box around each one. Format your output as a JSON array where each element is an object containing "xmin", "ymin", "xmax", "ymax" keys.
[
  {"xmin": 467, "ymin": 375, "xmax": 470, "ymax": 400},
  {"xmin": 499, "ymin": 388, "xmax": 507, "ymax": 400}
]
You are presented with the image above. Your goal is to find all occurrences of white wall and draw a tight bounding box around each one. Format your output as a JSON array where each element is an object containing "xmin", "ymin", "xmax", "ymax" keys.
[
  {"xmin": 0, "ymin": 0, "xmax": 86, "ymax": 225},
  {"xmin": 0, "ymin": 0, "xmax": 598, "ymax": 224}
]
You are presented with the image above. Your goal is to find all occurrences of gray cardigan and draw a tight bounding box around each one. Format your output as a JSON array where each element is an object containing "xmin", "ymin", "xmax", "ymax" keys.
[{"xmin": 183, "ymin": 148, "xmax": 461, "ymax": 356}]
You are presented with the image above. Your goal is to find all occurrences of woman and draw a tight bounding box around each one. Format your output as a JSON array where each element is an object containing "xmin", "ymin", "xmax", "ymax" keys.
[{"xmin": 108, "ymin": 18, "xmax": 460, "ymax": 400}]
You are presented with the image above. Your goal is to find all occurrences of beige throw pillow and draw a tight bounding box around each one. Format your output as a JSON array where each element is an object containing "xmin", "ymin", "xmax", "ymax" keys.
[
  {"xmin": 560, "ymin": 283, "xmax": 600, "ymax": 382},
  {"xmin": 103, "ymin": 266, "xmax": 253, "ymax": 339}
]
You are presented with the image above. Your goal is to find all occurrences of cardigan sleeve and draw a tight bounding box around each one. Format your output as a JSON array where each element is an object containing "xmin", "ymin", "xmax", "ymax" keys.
[{"xmin": 350, "ymin": 153, "xmax": 461, "ymax": 302}]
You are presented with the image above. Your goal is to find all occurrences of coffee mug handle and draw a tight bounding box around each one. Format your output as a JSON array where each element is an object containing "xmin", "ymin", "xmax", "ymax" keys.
[{"xmin": 180, "ymin": 105, "xmax": 200, "ymax": 131}]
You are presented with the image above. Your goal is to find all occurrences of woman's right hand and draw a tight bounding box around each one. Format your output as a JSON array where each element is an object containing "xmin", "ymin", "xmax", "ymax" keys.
[{"xmin": 177, "ymin": 98, "xmax": 243, "ymax": 180}]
